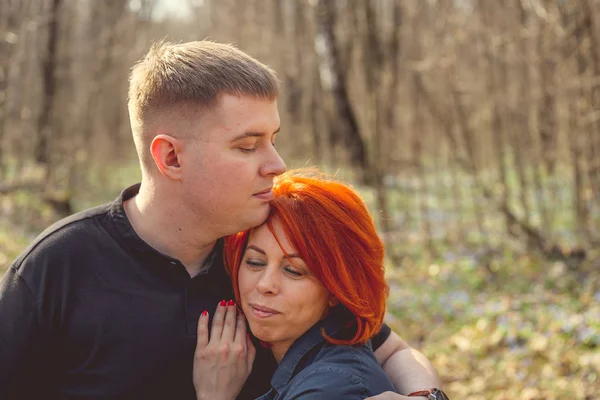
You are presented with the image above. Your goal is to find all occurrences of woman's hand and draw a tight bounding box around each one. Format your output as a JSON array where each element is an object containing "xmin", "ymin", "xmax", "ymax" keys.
[{"xmin": 193, "ymin": 300, "xmax": 256, "ymax": 400}]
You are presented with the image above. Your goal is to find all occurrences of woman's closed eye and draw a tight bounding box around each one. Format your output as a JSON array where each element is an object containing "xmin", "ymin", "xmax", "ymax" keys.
[
  {"xmin": 283, "ymin": 266, "xmax": 303, "ymax": 278},
  {"xmin": 244, "ymin": 258, "xmax": 265, "ymax": 269}
]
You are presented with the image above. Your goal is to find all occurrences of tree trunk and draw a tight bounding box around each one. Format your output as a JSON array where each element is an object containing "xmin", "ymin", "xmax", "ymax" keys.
[
  {"xmin": 35, "ymin": 0, "xmax": 62, "ymax": 169},
  {"xmin": 317, "ymin": 0, "xmax": 370, "ymax": 180}
]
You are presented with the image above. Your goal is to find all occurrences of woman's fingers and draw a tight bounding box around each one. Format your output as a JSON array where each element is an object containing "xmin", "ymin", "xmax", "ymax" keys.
[
  {"xmin": 196, "ymin": 310, "xmax": 209, "ymax": 349},
  {"xmin": 234, "ymin": 312, "xmax": 246, "ymax": 344},
  {"xmin": 221, "ymin": 300, "xmax": 237, "ymax": 342},
  {"xmin": 193, "ymin": 301, "xmax": 253, "ymax": 400},
  {"xmin": 246, "ymin": 333, "xmax": 256, "ymax": 372},
  {"xmin": 209, "ymin": 300, "xmax": 227, "ymax": 342}
]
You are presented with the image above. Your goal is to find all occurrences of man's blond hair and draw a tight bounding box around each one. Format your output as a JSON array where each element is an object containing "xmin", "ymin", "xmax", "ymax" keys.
[{"xmin": 127, "ymin": 41, "xmax": 280, "ymax": 172}]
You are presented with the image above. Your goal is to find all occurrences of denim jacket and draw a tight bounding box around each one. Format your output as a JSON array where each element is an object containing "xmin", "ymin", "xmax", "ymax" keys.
[{"xmin": 255, "ymin": 312, "xmax": 396, "ymax": 400}]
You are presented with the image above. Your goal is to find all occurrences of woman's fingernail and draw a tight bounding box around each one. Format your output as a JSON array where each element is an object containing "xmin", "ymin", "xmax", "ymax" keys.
[
  {"xmin": 201, "ymin": 310, "xmax": 208, "ymax": 316},
  {"xmin": 228, "ymin": 299, "xmax": 235, "ymax": 306},
  {"xmin": 219, "ymin": 300, "xmax": 227, "ymax": 307}
]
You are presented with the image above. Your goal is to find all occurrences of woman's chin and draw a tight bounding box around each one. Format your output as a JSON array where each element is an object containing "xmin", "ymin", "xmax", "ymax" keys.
[
  {"xmin": 249, "ymin": 326, "xmax": 276, "ymax": 343},
  {"xmin": 251, "ymin": 331, "xmax": 271, "ymax": 343}
]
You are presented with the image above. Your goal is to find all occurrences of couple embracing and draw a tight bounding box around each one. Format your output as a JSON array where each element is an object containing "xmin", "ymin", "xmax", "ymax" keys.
[{"xmin": 0, "ymin": 41, "xmax": 447, "ymax": 400}]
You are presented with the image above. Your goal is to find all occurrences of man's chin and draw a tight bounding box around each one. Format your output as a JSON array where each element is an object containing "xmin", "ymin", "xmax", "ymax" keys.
[{"xmin": 241, "ymin": 208, "xmax": 270, "ymax": 230}]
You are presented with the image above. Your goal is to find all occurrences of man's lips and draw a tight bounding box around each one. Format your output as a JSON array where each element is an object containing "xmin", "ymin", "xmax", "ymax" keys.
[
  {"xmin": 249, "ymin": 303, "xmax": 280, "ymax": 318},
  {"xmin": 253, "ymin": 188, "xmax": 274, "ymax": 200}
]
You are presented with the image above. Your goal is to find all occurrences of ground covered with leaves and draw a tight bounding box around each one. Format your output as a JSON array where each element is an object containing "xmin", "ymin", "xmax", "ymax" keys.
[{"xmin": 385, "ymin": 249, "xmax": 600, "ymax": 399}]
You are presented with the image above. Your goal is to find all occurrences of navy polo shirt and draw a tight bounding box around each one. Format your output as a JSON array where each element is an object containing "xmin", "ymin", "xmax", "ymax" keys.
[
  {"xmin": 256, "ymin": 309, "xmax": 396, "ymax": 399},
  {"xmin": 0, "ymin": 184, "xmax": 274, "ymax": 399}
]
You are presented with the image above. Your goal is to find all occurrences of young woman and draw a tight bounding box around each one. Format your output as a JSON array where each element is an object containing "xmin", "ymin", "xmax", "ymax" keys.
[{"xmin": 194, "ymin": 170, "xmax": 445, "ymax": 399}]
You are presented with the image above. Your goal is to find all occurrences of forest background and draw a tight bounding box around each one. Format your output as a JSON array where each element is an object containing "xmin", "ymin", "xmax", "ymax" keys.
[{"xmin": 1, "ymin": 0, "xmax": 599, "ymax": 398}]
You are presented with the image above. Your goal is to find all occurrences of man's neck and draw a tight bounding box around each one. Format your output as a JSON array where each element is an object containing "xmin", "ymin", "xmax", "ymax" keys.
[{"xmin": 123, "ymin": 183, "xmax": 217, "ymax": 277}]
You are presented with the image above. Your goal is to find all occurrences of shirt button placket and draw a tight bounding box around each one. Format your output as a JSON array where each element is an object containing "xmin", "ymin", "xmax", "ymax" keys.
[{"xmin": 184, "ymin": 282, "xmax": 198, "ymax": 335}]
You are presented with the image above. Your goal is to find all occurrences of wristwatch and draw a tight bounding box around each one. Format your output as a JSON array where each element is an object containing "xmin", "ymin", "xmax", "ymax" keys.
[{"xmin": 407, "ymin": 388, "xmax": 449, "ymax": 400}]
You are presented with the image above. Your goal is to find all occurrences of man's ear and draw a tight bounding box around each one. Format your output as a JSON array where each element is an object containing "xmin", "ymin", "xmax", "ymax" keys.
[{"xmin": 150, "ymin": 134, "xmax": 184, "ymax": 181}]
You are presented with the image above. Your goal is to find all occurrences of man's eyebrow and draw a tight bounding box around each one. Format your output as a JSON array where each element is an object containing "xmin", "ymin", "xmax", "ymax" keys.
[{"xmin": 229, "ymin": 127, "xmax": 281, "ymax": 143}]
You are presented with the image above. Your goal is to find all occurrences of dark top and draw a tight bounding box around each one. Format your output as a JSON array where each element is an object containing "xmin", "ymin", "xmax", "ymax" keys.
[
  {"xmin": 0, "ymin": 184, "xmax": 391, "ymax": 400},
  {"xmin": 256, "ymin": 308, "xmax": 396, "ymax": 400}
]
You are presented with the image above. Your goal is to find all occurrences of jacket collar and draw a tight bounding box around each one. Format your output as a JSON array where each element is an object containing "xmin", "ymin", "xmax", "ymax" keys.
[{"xmin": 270, "ymin": 308, "xmax": 348, "ymax": 393}]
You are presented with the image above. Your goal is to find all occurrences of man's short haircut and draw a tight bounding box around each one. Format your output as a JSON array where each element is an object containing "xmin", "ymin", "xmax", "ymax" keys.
[{"xmin": 127, "ymin": 40, "xmax": 280, "ymax": 171}]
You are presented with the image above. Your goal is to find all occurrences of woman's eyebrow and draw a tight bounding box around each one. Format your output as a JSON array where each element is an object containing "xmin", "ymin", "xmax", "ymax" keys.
[
  {"xmin": 246, "ymin": 244, "xmax": 265, "ymax": 255},
  {"xmin": 247, "ymin": 244, "xmax": 301, "ymax": 260}
]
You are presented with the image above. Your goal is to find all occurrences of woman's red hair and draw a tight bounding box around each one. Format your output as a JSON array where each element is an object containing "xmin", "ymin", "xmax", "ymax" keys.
[{"xmin": 224, "ymin": 169, "xmax": 389, "ymax": 345}]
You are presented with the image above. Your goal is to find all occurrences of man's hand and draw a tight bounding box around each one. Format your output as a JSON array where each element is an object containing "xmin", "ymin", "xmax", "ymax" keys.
[
  {"xmin": 193, "ymin": 300, "xmax": 255, "ymax": 400},
  {"xmin": 367, "ymin": 393, "xmax": 427, "ymax": 400}
]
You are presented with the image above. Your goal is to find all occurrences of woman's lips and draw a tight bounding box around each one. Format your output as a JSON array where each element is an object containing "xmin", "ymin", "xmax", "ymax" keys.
[{"xmin": 249, "ymin": 304, "xmax": 280, "ymax": 318}]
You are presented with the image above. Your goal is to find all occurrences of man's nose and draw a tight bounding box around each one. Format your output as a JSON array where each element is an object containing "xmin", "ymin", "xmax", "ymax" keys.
[{"xmin": 261, "ymin": 146, "xmax": 286, "ymax": 177}]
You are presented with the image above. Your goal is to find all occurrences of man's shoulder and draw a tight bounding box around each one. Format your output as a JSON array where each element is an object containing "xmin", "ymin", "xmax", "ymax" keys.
[
  {"xmin": 11, "ymin": 202, "xmax": 113, "ymax": 273},
  {"xmin": 38, "ymin": 202, "xmax": 111, "ymax": 236}
]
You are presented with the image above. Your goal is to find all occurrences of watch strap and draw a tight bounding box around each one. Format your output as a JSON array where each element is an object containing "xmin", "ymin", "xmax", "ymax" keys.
[{"xmin": 407, "ymin": 388, "xmax": 449, "ymax": 400}]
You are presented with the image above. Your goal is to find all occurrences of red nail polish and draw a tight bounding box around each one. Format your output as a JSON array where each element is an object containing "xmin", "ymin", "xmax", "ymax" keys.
[
  {"xmin": 219, "ymin": 300, "xmax": 227, "ymax": 307},
  {"xmin": 201, "ymin": 310, "xmax": 208, "ymax": 316},
  {"xmin": 228, "ymin": 299, "xmax": 235, "ymax": 306}
]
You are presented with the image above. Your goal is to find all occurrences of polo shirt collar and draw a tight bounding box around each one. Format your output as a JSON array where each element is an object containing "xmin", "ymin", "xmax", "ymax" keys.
[
  {"xmin": 270, "ymin": 310, "xmax": 344, "ymax": 394},
  {"xmin": 105, "ymin": 183, "xmax": 227, "ymax": 284},
  {"xmin": 108, "ymin": 183, "xmax": 156, "ymax": 257}
]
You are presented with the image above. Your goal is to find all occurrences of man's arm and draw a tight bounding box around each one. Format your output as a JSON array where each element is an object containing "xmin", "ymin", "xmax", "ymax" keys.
[
  {"xmin": 373, "ymin": 330, "xmax": 442, "ymax": 396},
  {"xmin": 0, "ymin": 266, "xmax": 47, "ymax": 398}
]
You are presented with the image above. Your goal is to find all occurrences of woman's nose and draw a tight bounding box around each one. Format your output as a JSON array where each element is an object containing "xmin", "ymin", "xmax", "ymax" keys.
[{"xmin": 256, "ymin": 268, "xmax": 279, "ymax": 294}]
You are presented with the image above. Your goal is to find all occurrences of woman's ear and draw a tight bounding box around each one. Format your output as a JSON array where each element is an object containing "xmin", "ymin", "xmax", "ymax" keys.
[{"xmin": 328, "ymin": 296, "xmax": 340, "ymax": 307}]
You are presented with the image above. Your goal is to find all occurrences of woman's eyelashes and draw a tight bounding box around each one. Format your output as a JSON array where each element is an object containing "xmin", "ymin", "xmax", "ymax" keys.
[
  {"xmin": 244, "ymin": 258, "xmax": 265, "ymax": 269},
  {"xmin": 283, "ymin": 266, "xmax": 303, "ymax": 278},
  {"xmin": 243, "ymin": 257, "xmax": 306, "ymax": 278}
]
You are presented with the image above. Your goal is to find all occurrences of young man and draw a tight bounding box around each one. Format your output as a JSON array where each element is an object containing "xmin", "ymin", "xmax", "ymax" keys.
[{"xmin": 0, "ymin": 41, "xmax": 441, "ymax": 399}]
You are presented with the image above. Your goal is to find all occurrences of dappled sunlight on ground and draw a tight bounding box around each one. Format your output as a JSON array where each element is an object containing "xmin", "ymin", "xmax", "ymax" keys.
[{"xmin": 385, "ymin": 255, "xmax": 600, "ymax": 399}]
